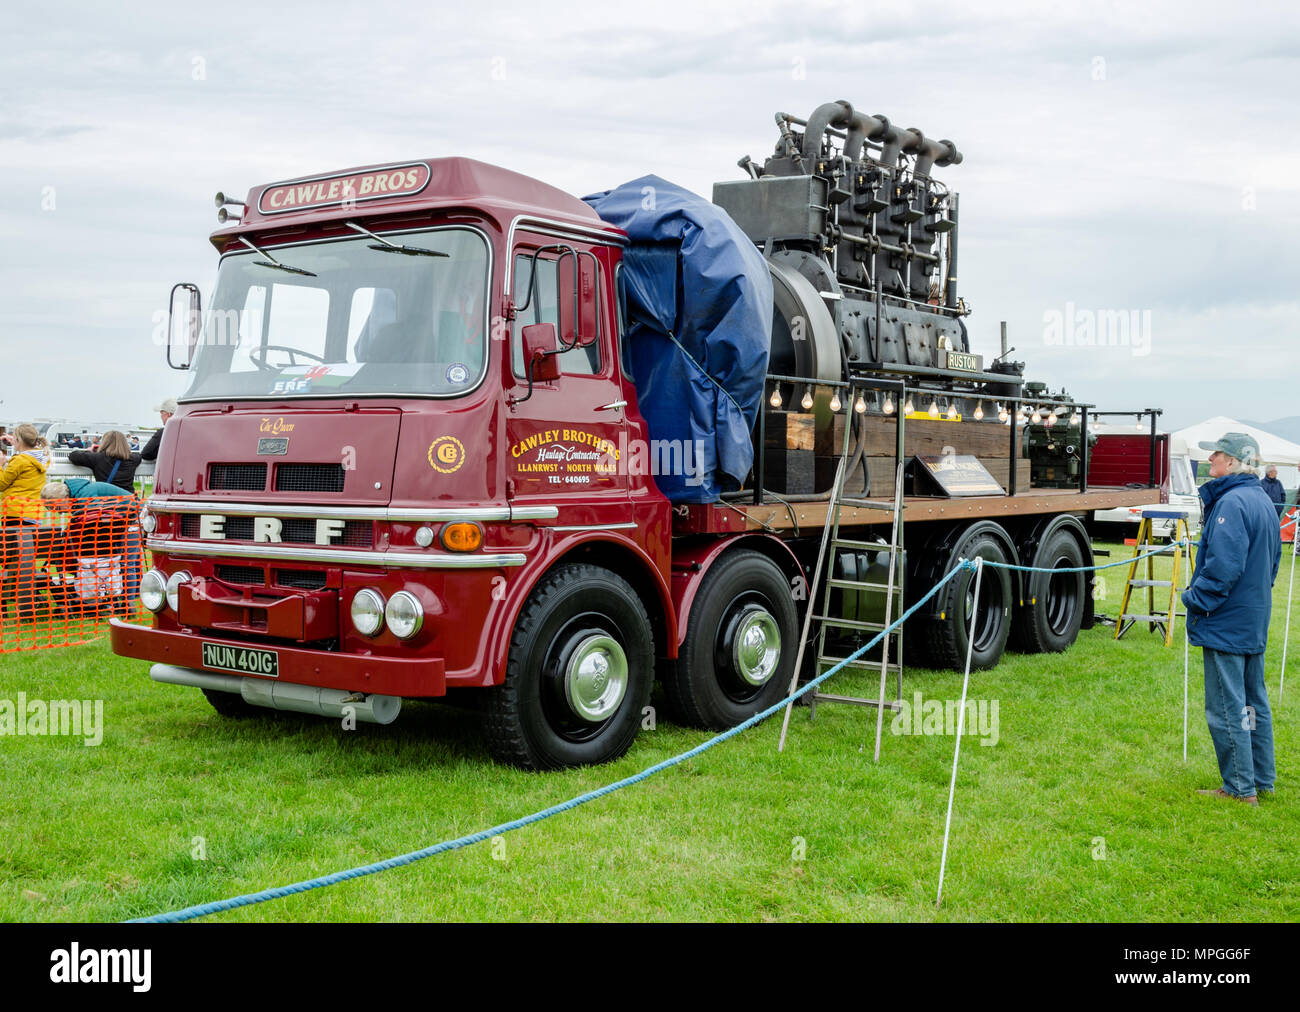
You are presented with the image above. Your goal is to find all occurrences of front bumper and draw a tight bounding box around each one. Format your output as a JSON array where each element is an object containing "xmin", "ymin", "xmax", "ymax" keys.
[{"xmin": 109, "ymin": 619, "xmax": 445, "ymax": 698}]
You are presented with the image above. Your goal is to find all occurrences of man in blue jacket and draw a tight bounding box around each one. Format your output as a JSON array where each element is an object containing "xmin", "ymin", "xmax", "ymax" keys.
[
  {"xmin": 1260, "ymin": 466, "xmax": 1285, "ymax": 518},
  {"xmin": 1182, "ymin": 432, "xmax": 1281, "ymax": 805}
]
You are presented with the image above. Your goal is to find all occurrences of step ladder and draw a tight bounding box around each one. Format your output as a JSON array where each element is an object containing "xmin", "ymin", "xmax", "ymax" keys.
[
  {"xmin": 1114, "ymin": 509, "xmax": 1194, "ymax": 647},
  {"xmin": 778, "ymin": 391, "xmax": 905, "ymax": 761}
]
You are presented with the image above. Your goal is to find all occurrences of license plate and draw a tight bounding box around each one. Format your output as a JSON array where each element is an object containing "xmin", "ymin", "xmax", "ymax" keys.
[{"xmin": 201, "ymin": 642, "xmax": 279, "ymax": 678}]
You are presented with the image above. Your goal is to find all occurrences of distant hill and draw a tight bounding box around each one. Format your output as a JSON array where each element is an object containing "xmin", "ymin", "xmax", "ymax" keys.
[{"xmin": 1242, "ymin": 417, "xmax": 1300, "ymax": 445}]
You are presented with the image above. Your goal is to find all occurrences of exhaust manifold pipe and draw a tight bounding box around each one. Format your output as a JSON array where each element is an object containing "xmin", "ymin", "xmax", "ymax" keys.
[{"xmin": 800, "ymin": 100, "xmax": 962, "ymax": 172}]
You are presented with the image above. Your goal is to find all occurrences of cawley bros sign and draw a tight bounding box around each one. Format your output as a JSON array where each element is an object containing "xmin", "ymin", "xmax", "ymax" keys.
[{"xmin": 258, "ymin": 163, "xmax": 431, "ymax": 214}]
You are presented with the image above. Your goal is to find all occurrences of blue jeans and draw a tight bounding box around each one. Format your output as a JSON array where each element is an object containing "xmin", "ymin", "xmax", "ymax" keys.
[{"xmin": 1202, "ymin": 648, "xmax": 1276, "ymax": 797}]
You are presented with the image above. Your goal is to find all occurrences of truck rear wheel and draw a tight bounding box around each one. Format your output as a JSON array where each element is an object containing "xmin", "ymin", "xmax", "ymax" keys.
[
  {"xmin": 926, "ymin": 530, "xmax": 1012, "ymax": 671},
  {"xmin": 663, "ymin": 549, "xmax": 798, "ymax": 730},
  {"xmin": 1012, "ymin": 527, "xmax": 1087, "ymax": 653},
  {"xmin": 482, "ymin": 563, "xmax": 654, "ymax": 770}
]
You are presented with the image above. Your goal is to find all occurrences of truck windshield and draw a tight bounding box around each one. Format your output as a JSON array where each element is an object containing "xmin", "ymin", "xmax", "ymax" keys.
[{"xmin": 183, "ymin": 227, "xmax": 490, "ymax": 400}]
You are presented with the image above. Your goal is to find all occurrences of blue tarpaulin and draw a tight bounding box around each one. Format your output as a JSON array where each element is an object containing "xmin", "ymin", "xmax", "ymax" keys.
[{"xmin": 583, "ymin": 176, "xmax": 772, "ymax": 503}]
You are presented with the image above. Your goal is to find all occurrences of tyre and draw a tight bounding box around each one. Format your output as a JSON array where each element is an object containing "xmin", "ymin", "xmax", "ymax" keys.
[
  {"xmin": 1011, "ymin": 527, "xmax": 1087, "ymax": 653},
  {"xmin": 482, "ymin": 563, "xmax": 654, "ymax": 770},
  {"xmin": 663, "ymin": 549, "xmax": 799, "ymax": 730},
  {"xmin": 926, "ymin": 530, "xmax": 1013, "ymax": 671},
  {"xmin": 201, "ymin": 687, "xmax": 263, "ymax": 718}
]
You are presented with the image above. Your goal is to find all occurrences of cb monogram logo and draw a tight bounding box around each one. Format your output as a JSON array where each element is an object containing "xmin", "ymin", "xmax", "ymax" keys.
[{"xmin": 428, "ymin": 435, "xmax": 466, "ymax": 474}]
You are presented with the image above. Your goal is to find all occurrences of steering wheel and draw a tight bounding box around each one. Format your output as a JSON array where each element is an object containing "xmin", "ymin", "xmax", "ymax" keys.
[{"xmin": 248, "ymin": 344, "xmax": 329, "ymax": 371}]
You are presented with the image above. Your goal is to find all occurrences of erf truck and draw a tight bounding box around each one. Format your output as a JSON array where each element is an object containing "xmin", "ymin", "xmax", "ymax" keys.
[{"xmin": 110, "ymin": 101, "xmax": 1161, "ymax": 769}]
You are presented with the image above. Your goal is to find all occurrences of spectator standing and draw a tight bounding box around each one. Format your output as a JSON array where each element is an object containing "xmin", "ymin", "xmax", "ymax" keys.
[
  {"xmin": 0, "ymin": 423, "xmax": 53, "ymax": 619},
  {"xmin": 1182, "ymin": 432, "xmax": 1281, "ymax": 805},
  {"xmin": 68, "ymin": 430, "xmax": 141, "ymax": 492},
  {"xmin": 140, "ymin": 397, "xmax": 177, "ymax": 463},
  {"xmin": 1259, "ymin": 466, "xmax": 1285, "ymax": 518}
]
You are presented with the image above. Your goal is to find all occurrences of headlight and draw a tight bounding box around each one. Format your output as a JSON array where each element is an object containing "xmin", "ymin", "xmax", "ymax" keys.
[
  {"xmin": 385, "ymin": 591, "xmax": 424, "ymax": 640},
  {"xmin": 139, "ymin": 508, "xmax": 156, "ymax": 534},
  {"xmin": 165, "ymin": 571, "xmax": 191, "ymax": 612},
  {"xmin": 140, "ymin": 569, "xmax": 167, "ymax": 612},
  {"xmin": 351, "ymin": 589, "xmax": 385, "ymax": 637}
]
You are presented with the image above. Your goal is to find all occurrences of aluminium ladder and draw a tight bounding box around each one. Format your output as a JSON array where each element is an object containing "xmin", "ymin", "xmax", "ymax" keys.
[
  {"xmin": 1114, "ymin": 508, "xmax": 1194, "ymax": 647},
  {"xmin": 777, "ymin": 391, "xmax": 905, "ymax": 761}
]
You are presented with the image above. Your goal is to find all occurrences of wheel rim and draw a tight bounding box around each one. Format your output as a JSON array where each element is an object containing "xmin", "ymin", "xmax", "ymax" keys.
[
  {"xmin": 540, "ymin": 618, "xmax": 631, "ymax": 743},
  {"xmin": 963, "ymin": 563, "xmax": 1005, "ymax": 654},
  {"xmin": 732, "ymin": 607, "xmax": 781, "ymax": 686},
  {"xmin": 564, "ymin": 634, "xmax": 628, "ymax": 722},
  {"xmin": 715, "ymin": 599, "xmax": 783, "ymax": 703},
  {"xmin": 1045, "ymin": 555, "xmax": 1081, "ymax": 636}
]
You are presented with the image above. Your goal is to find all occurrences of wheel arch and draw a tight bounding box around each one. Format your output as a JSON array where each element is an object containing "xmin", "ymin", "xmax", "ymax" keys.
[
  {"xmin": 486, "ymin": 533, "xmax": 676, "ymax": 689},
  {"xmin": 670, "ymin": 534, "xmax": 807, "ymax": 651},
  {"xmin": 908, "ymin": 518, "xmax": 1022, "ymax": 617},
  {"xmin": 1008, "ymin": 512, "xmax": 1095, "ymax": 627}
]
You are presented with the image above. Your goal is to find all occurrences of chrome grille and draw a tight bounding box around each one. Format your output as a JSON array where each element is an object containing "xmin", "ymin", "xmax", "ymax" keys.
[{"xmin": 180, "ymin": 514, "xmax": 372, "ymax": 546}]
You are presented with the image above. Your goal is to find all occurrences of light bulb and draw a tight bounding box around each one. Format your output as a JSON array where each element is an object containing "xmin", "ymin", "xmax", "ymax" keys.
[
  {"xmin": 882, "ymin": 394, "xmax": 895, "ymax": 415},
  {"xmin": 1071, "ymin": 410, "xmax": 1081, "ymax": 425},
  {"xmin": 904, "ymin": 395, "xmax": 915, "ymax": 414},
  {"xmin": 1046, "ymin": 410, "xmax": 1057, "ymax": 427},
  {"xmin": 946, "ymin": 401, "xmax": 958, "ymax": 420},
  {"xmin": 973, "ymin": 401, "xmax": 984, "ymax": 420},
  {"xmin": 928, "ymin": 398, "xmax": 939, "ymax": 418},
  {"xmin": 769, "ymin": 387, "xmax": 782, "ymax": 408},
  {"xmin": 829, "ymin": 391, "xmax": 842, "ymax": 412},
  {"xmin": 854, "ymin": 395, "xmax": 867, "ymax": 414},
  {"xmin": 997, "ymin": 403, "xmax": 1008, "ymax": 422},
  {"xmin": 1031, "ymin": 406, "xmax": 1042, "ymax": 424},
  {"xmin": 800, "ymin": 390, "xmax": 814, "ymax": 410}
]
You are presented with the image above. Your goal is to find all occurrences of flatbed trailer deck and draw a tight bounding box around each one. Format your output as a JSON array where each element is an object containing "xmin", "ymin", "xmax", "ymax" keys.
[{"xmin": 674, "ymin": 486, "xmax": 1164, "ymax": 535}]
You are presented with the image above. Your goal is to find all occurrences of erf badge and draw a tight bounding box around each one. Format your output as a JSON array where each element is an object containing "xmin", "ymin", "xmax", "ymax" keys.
[{"xmin": 428, "ymin": 435, "xmax": 466, "ymax": 474}]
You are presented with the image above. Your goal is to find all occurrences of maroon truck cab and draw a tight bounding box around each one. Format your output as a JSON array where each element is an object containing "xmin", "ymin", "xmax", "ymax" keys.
[{"xmin": 111, "ymin": 157, "xmax": 800, "ymax": 769}]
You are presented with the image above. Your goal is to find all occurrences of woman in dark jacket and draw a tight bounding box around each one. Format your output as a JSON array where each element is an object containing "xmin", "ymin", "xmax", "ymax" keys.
[{"xmin": 68, "ymin": 430, "xmax": 141, "ymax": 491}]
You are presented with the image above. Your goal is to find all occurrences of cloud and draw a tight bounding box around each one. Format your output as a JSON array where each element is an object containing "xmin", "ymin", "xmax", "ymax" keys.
[{"xmin": 1, "ymin": 0, "xmax": 1298, "ymax": 432}]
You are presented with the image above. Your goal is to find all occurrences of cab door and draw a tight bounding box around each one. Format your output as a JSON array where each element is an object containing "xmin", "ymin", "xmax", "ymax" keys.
[{"xmin": 504, "ymin": 236, "xmax": 630, "ymax": 527}]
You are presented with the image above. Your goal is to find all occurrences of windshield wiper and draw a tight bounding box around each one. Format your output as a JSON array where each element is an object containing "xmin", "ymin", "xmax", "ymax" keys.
[
  {"xmin": 346, "ymin": 221, "xmax": 449, "ymax": 257},
  {"xmin": 237, "ymin": 236, "xmax": 317, "ymax": 277}
]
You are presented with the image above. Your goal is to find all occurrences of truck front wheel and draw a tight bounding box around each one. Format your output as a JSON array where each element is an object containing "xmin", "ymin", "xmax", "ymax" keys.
[
  {"xmin": 664, "ymin": 549, "xmax": 798, "ymax": 730},
  {"xmin": 483, "ymin": 563, "xmax": 654, "ymax": 770}
]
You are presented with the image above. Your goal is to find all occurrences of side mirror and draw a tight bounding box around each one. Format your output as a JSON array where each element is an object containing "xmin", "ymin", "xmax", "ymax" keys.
[
  {"xmin": 167, "ymin": 283, "xmax": 202, "ymax": 370},
  {"xmin": 522, "ymin": 322, "xmax": 561, "ymax": 382}
]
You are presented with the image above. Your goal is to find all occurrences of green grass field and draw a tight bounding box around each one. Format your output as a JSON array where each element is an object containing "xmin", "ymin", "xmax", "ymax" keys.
[{"xmin": 2, "ymin": 541, "xmax": 1298, "ymax": 922}]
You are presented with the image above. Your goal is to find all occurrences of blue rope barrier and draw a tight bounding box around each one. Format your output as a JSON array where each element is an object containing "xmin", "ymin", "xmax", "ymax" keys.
[
  {"xmin": 127, "ymin": 560, "xmax": 977, "ymax": 923},
  {"xmin": 983, "ymin": 539, "xmax": 1190, "ymax": 574}
]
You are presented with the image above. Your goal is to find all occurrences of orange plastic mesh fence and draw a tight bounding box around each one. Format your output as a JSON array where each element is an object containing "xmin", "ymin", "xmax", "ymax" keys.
[{"xmin": 1, "ymin": 494, "xmax": 150, "ymax": 652}]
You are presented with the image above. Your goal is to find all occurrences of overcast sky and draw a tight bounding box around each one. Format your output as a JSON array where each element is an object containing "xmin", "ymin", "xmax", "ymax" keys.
[{"xmin": 2, "ymin": 0, "xmax": 1297, "ymax": 433}]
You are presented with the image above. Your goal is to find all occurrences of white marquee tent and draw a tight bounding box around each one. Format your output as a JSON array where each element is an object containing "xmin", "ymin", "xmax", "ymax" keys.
[{"xmin": 1174, "ymin": 416, "xmax": 1300, "ymax": 471}]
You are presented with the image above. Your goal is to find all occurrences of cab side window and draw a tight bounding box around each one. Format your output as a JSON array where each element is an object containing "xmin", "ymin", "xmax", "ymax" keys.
[{"xmin": 511, "ymin": 252, "xmax": 601, "ymax": 377}]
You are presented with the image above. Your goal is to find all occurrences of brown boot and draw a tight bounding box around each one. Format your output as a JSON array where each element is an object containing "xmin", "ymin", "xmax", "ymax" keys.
[{"xmin": 1197, "ymin": 788, "xmax": 1259, "ymax": 806}]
